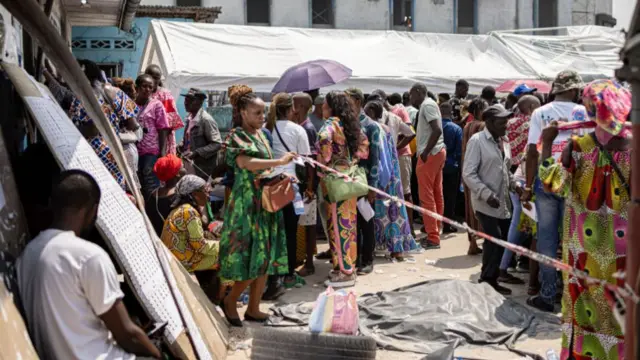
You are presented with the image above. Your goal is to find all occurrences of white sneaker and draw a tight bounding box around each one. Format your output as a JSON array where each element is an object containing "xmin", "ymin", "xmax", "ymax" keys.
[{"xmin": 324, "ymin": 272, "xmax": 357, "ymax": 288}]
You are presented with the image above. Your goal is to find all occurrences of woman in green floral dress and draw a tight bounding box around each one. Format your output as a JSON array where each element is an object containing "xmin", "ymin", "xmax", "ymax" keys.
[{"xmin": 219, "ymin": 85, "xmax": 296, "ymax": 327}]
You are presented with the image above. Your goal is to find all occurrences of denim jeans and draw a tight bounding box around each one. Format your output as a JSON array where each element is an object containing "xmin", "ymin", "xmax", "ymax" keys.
[
  {"xmin": 534, "ymin": 178, "xmax": 564, "ymax": 305},
  {"xmin": 139, "ymin": 154, "xmax": 160, "ymax": 197},
  {"xmin": 499, "ymin": 191, "xmax": 526, "ymax": 270}
]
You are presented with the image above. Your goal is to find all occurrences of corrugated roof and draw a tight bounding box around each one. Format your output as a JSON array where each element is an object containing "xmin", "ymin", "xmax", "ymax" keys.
[{"xmin": 135, "ymin": 5, "xmax": 222, "ymax": 23}]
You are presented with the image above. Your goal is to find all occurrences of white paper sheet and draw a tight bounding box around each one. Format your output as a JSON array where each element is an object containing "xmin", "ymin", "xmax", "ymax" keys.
[
  {"xmin": 522, "ymin": 202, "xmax": 537, "ymax": 222},
  {"xmin": 357, "ymin": 198, "xmax": 375, "ymax": 222}
]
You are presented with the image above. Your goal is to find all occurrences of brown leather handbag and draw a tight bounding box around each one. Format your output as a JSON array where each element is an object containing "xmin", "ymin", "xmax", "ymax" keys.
[{"xmin": 260, "ymin": 174, "xmax": 295, "ymax": 212}]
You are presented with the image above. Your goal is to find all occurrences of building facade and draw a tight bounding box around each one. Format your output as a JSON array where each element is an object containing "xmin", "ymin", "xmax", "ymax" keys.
[{"xmin": 142, "ymin": 0, "xmax": 615, "ymax": 33}]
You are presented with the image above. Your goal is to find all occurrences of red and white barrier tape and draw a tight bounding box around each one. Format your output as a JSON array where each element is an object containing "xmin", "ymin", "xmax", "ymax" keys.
[{"xmin": 301, "ymin": 155, "xmax": 640, "ymax": 304}]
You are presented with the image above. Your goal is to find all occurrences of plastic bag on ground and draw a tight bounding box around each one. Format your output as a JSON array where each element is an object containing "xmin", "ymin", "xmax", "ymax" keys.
[{"xmin": 308, "ymin": 287, "xmax": 359, "ymax": 335}]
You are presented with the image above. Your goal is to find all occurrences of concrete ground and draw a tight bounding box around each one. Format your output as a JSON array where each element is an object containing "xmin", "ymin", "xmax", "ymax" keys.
[{"xmin": 225, "ymin": 231, "xmax": 562, "ymax": 360}]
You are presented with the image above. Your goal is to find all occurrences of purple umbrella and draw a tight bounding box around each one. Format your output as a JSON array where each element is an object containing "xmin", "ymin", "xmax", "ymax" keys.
[{"xmin": 272, "ymin": 59, "xmax": 352, "ymax": 93}]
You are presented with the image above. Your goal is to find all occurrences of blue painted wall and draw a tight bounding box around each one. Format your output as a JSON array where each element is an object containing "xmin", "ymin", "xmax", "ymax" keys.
[
  {"xmin": 72, "ymin": 17, "xmax": 194, "ymax": 141},
  {"xmin": 71, "ymin": 17, "xmax": 192, "ymax": 78}
]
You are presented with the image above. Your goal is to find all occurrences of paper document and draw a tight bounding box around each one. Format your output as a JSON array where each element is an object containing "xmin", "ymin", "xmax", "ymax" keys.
[
  {"xmin": 522, "ymin": 202, "xmax": 537, "ymax": 222},
  {"xmin": 357, "ymin": 198, "xmax": 375, "ymax": 222}
]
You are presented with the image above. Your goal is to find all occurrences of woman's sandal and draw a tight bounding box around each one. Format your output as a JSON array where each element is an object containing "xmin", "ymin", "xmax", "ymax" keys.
[
  {"xmin": 244, "ymin": 313, "xmax": 270, "ymax": 323},
  {"xmin": 220, "ymin": 297, "xmax": 243, "ymax": 327},
  {"xmin": 297, "ymin": 266, "xmax": 316, "ymax": 277}
]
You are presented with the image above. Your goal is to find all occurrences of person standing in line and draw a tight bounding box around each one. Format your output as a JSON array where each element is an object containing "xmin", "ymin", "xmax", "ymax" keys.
[
  {"xmin": 384, "ymin": 92, "xmax": 417, "ymax": 236},
  {"xmin": 145, "ymin": 64, "xmax": 184, "ymax": 155},
  {"xmin": 345, "ymin": 88, "xmax": 380, "ymax": 274},
  {"xmin": 68, "ymin": 60, "xmax": 139, "ymax": 190},
  {"xmin": 410, "ymin": 83, "xmax": 446, "ymax": 250},
  {"xmin": 481, "ymin": 86, "xmax": 497, "ymax": 105},
  {"xmin": 17, "ymin": 170, "xmax": 161, "ymax": 359},
  {"xmin": 450, "ymin": 79, "xmax": 470, "ymax": 123},
  {"xmin": 402, "ymin": 91, "xmax": 412, "ymax": 108},
  {"xmin": 269, "ymin": 93, "xmax": 312, "ymax": 288},
  {"xmin": 463, "ymin": 104, "xmax": 521, "ymax": 295},
  {"xmin": 521, "ymin": 70, "xmax": 587, "ymax": 312},
  {"xmin": 364, "ymin": 100, "xmax": 418, "ymax": 259},
  {"xmin": 461, "ymin": 98, "xmax": 489, "ymax": 255},
  {"xmin": 439, "ymin": 102, "xmax": 463, "ymax": 234},
  {"xmin": 181, "ymin": 89, "xmax": 223, "ymax": 180},
  {"xmin": 308, "ymin": 93, "xmax": 326, "ymax": 132},
  {"xmin": 317, "ymin": 91, "xmax": 369, "ymax": 287},
  {"xmin": 135, "ymin": 74, "xmax": 170, "ymax": 197},
  {"xmin": 219, "ymin": 85, "xmax": 296, "ymax": 326},
  {"xmin": 497, "ymin": 94, "xmax": 541, "ymax": 285},
  {"xmin": 293, "ymin": 93, "xmax": 319, "ymax": 277},
  {"xmin": 539, "ymin": 80, "xmax": 630, "ymax": 357}
]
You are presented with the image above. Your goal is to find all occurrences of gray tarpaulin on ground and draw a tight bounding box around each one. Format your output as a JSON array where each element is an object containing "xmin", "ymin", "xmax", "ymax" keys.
[{"xmin": 268, "ymin": 279, "xmax": 560, "ymax": 360}]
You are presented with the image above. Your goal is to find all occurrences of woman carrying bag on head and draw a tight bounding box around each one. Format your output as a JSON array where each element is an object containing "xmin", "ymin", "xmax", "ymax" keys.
[{"xmin": 218, "ymin": 85, "xmax": 296, "ymax": 327}]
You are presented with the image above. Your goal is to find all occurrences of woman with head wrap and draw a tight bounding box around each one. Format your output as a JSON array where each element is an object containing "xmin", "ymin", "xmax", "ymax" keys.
[
  {"xmin": 219, "ymin": 84, "xmax": 296, "ymax": 327},
  {"xmin": 538, "ymin": 80, "xmax": 630, "ymax": 358},
  {"xmin": 160, "ymin": 175, "xmax": 220, "ymax": 300},
  {"xmin": 461, "ymin": 98, "xmax": 488, "ymax": 255},
  {"xmin": 146, "ymin": 154, "xmax": 185, "ymax": 236}
]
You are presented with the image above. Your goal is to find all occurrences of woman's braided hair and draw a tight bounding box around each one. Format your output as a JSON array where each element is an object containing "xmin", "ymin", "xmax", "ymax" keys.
[{"xmin": 228, "ymin": 84, "xmax": 257, "ymax": 127}]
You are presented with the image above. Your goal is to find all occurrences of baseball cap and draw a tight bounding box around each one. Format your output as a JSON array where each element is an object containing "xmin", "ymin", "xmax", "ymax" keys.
[
  {"xmin": 551, "ymin": 70, "xmax": 584, "ymax": 95},
  {"xmin": 483, "ymin": 104, "xmax": 514, "ymax": 120},
  {"xmin": 314, "ymin": 93, "xmax": 325, "ymax": 105},
  {"xmin": 181, "ymin": 88, "xmax": 207, "ymax": 99},
  {"xmin": 513, "ymin": 84, "xmax": 537, "ymax": 97}
]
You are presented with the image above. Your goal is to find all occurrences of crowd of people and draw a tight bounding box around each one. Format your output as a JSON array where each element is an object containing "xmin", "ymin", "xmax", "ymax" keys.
[{"xmin": 15, "ymin": 58, "xmax": 631, "ymax": 360}]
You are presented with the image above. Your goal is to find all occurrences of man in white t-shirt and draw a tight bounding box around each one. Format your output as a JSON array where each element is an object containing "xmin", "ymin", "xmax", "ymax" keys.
[
  {"xmin": 17, "ymin": 170, "xmax": 160, "ymax": 360},
  {"xmin": 521, "ymin": 70, "xmax": 587, "ymax": 312}
]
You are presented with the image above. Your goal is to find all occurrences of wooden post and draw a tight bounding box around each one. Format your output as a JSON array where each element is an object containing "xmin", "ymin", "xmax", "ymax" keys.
[{"xmin": 34, "ymin": 0, "xmax": 55, "ymax": 80}]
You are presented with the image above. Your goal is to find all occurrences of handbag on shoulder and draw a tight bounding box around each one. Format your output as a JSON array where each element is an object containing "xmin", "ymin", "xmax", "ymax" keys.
[{"xmin": 259, "ymin": 174, "xmax": 295, "ymax": 212}]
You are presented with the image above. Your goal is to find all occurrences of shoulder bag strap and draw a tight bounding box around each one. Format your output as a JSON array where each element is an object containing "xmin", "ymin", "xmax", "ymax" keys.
[{"xmin": 274, "ymin": 122, "xmax": 291, "ymax": 152}]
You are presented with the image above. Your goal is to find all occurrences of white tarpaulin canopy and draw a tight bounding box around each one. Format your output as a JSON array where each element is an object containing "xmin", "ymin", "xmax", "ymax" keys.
[{"xmin": 140, "ymin": 20, "xmax": 623, "ymax": 95}]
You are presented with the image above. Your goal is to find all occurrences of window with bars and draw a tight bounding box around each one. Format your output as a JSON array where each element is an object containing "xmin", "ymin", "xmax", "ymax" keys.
[
  {"xmin": 312, "ymin": 0, "xmax": 333, "ymax": 27},
  {"xmin": 457, "ymin": 0, "xmax": 475, "ymax": 34},
  {"xmin": 393, "ymin": 0, "xmax": 412, "ymax": 29},
  {"xmin": 247, "ymin": 0, "xmax": 270, "ymax": 25},
  {"xmin": 97, "ymin": 63, "xmax": 122, "ymax": 78},
  {"xmin": 71, "ymin": 38, "xmax": 135, "ymax": 51},
  {"xmin": 177, "ymin": 0, "xmax": 202, "ymax": 6}
]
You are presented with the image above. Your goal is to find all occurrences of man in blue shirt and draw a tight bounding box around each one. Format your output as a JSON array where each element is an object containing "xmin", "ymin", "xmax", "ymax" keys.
[{"xmin": 440, "ymin": 101, "xmax": 463, "ymax": 234}]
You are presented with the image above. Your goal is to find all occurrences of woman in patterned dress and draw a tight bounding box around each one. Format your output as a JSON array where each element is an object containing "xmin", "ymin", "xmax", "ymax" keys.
[
  {"xmin": 364, "ymin": 101, "xmax": 417, "ymax": 258},
  {"xmin": 461, "ymin": 98, "xmax": 488, "ymax": 255},
  {"xmin": 145, "ymin": 64, "xmax": 185, "ymax": 155},
  {"xmin": 218, "ymin": 85, "xmax": 296, "ymax": 327},
  {"xmin": 317, "ymin": 91, "xmax": 369, "ymax": 288},
  {"xmin": 538, "ymin": 80, "xmax": 631, "ymax": 360},
  {"xmin": 69, "ymin": 60, "xmax": 139, "ymax": 190}
]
